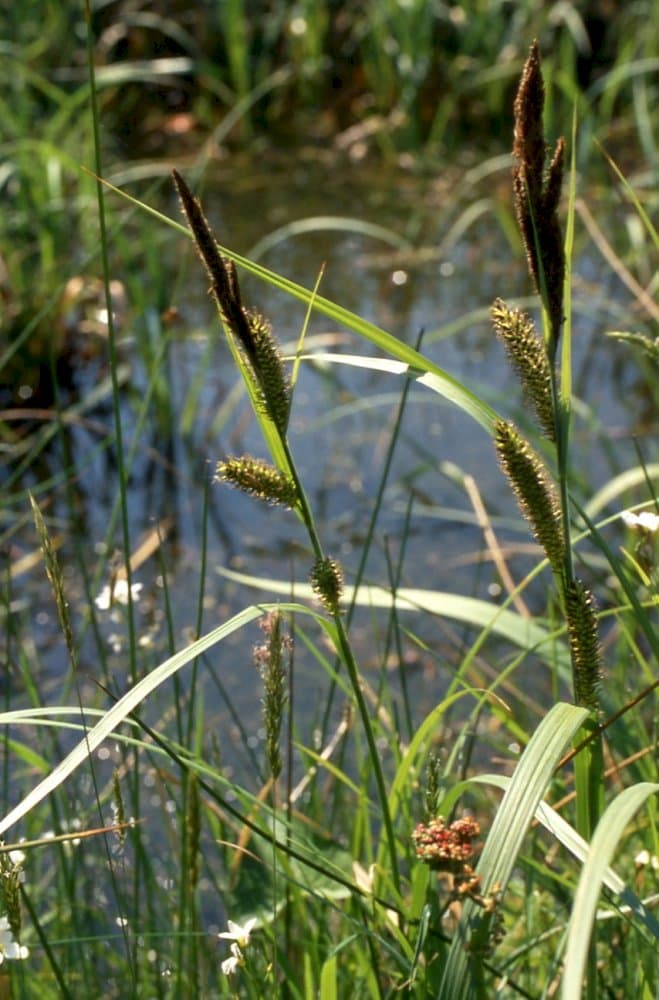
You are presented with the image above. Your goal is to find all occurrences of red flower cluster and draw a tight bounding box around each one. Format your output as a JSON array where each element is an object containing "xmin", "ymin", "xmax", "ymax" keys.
[{"xmin": 412, "ymin": 816, "xmax": 481, "ymax": 871}]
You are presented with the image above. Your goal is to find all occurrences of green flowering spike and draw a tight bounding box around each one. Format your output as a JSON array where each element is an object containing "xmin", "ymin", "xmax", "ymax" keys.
[
  {"xmin": 565, "ymin": 579, "xmax": 603, "ymax": 709},
  {"xmin": 0, "ymin": 845, "xmax": 24, "ymax": 940},
  {"xmin": 216, "ymin": 456, "xmax": 298, "ymax": 508},
  {"xmin": 246, "ymin": 310, "xmax": 291, "ymax": 433},
  {"xmin": 30, "ymin": 494, "xmax": 77, "ymax": 666},
  {"xmin": 423, "ymin": 752, "xmax": 442, "ymax": 823},
  {"xmin": 111, "ymin": 769, "xmax": 127, "ymax": 854},
  {"xmin": 492, "ymin": 298, "xmax": 555, "ymax": 440},
  {"xmin": 512, "ymin": 41, "xmax": 566, "ymax": 355},
  {"xmin": 253, "ymin": 611, "xmax": 291, "ymax": 782},
  {"xmin": 494, "ymin": 420, "xmax": 565, "ymax": 577},
  {"xmin": 310, "ymin": 556, "xmax": 344, "ymax": 615}
]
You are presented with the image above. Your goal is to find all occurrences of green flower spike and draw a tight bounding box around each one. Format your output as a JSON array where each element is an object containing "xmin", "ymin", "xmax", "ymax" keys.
[
  {"xmin": 492, "ymin": 298, "xmax": 555, "ymax": 441},
  {"xmin": 494, "ymin": 419, "xmax": 565, "ymax": 578},
  {"xmin": 253, "ymin": 610, "xmax": 291, "ymax": 782},
  {"xmin": 216, "ymin": 456, "xmax": 298, "ymax": 508},
  {"xmin": 310, "ymin": 556, "xmax": 344, "ymax": 615},
  {"xmin": 245, "ymin": 309, "xmax": 291, "ymax": 434},
  {"xmin": 565, "ymin": 579, "xmax": 604, "ymax": 709}
]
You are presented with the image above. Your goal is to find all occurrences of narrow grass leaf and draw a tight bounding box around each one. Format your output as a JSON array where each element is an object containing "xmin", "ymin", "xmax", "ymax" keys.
[
  {"xmin": 217, "ymin": 566, "xmax": 572, "ymax": 672},
  {"xmin": 291, "ymin": 265, "xmax": 325, "ymax": 391},
  {"xmin": 294, "ymin": 744, "xmax": 362, "ymax": 797},
  {"xmin": 92, "ymin": 175, "xmax": 499, "ymax": 432},
  {"xmin": 0, "ymin": 602, "xmax": 314, "ymax": 837},
  {"xmin": 562, "ymin": 782, "xmax": 659, "ymax": 999},
  {"xmin": 473, "ymin": 774, "xmax": 659, "ymax": 938},
  {"xmin": 574, "ymin": 501, "xmax": 659, "ymax": 662},
  {"xmin": 247, "ymin": 216, "xmax": 413, "ymax": 261},
  {"xmin": 596, "ymin": 141, "xmax": 659, "ymax": 249},
  {"xmin": 386, "ymin": 691, "xmax": 479, "ymax": 823},
  {"xmin": 319, "ymin": 954, "xmax": 338, "ymax": 1000},
  {"xmin": 582, "ymin": 464, "xmax": 659, "ymax": 519}
]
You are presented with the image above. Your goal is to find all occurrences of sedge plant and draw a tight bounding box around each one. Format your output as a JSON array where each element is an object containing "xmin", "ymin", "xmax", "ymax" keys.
[{"xmin": 2, "ymin": 18, "xmax": 658, "ymax": 998}]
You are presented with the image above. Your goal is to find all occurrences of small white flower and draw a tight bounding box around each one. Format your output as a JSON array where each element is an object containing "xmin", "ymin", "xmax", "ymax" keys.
[
  {"xmin": 218, "ymin": 917, "xmax": 257, "ymax": 949},
  {"xmin": 221, "ymin": 942, "xmax": 243, "ymax": 976},
  {"xmin": 95, "ymin": 580, "xmax": 144, "ymax": 611},
  {"xmin": 621, "ymin": 510, "xmax": 659, "ymax": 533},
  {"xmin": 634, "ymin": 848, "xmax": 659, "ymax": 870},
  {"xmin": 0, "ymin": 917, "xmax": 28, "ymax": 963}
]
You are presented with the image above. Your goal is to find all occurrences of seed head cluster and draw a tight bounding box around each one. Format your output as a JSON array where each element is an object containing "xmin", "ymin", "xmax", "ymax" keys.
[{"xmin": 412, "ymin": 815, "xmax": 481, "ymax": 871}]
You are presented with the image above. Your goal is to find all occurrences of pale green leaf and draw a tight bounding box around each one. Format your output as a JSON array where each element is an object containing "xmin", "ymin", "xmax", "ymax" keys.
[
  {"xmin": 0, "ymin": 603, "xmax": 314, "ymax": 837},
  {"xmin": 562, "ymin": 782, "xmax": 659, "ymax": 999},
  {"xmin": 319, "ymin": 954, "xmax": 338, "ymax": 1000},
  {"xmin": 217, "ymin": 566, "xmax": 571, "ymax": 672},
  {"xmin": 473, "ymin": 774, "xmax": 659, "ymax": 939},
  {"xmin": 439, "ymin": 702, "xmax": 588, "ymax": 999}
]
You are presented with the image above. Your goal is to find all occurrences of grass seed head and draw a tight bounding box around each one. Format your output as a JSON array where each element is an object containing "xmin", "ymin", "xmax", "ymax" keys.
[{"xmin": 216, "ymin": 456, "xmax": 298, "ymax": 508}]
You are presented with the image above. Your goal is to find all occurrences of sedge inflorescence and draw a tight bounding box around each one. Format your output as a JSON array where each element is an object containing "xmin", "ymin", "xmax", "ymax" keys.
[{"xmin": 412, "ymin": 815, "xmax": 481, "ymax": 871}]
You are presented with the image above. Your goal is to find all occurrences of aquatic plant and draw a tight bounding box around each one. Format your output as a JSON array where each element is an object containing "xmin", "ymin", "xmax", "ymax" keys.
[{"xmin": 0, "ymin": 13, "xmax": 657, "ymax": 1000}]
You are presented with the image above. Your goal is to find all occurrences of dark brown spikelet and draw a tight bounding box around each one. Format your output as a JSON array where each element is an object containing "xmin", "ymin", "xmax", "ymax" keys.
[
  {"xmin": 494, "ymin": 420, "xmax": 564, "ymax": 577},
  {"xmin": 492, "ymin": 298, "xmax": 555, "ymax": 440},
  {"xmin": 172, "ymin": 170, "xmax": 256, "ymax": 366},
  {"xmin": 512, "ymin": 41, "xmax": 566, "ymax": 356},
  {"xmin": 216, "ymin": 455, "xmax": 298, "ymax": 508},
  {"xmin": 173, "ymin": 171, "xmax": 292, "ymax": 430},
  {"xmin": 565, "ymin": 579, "xmax": 603, "ymax": 709},
  {"xmin": 310, "ymin": 556, "xmax": 344, "ymax": 615}
]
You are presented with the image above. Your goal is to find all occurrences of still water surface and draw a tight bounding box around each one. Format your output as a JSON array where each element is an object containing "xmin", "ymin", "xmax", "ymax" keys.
[{"xmin": 10, "ymin": 150, "xmax": 654, "ymax": 778}]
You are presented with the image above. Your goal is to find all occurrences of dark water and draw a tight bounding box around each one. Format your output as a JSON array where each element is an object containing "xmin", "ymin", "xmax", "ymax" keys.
[{"xmin": 6, "ymin": 150, "xmax": 656, "ymax": 779}]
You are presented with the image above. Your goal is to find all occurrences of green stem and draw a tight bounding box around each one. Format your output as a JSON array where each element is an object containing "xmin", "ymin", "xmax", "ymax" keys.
[
  {"xmin": 280, "ymin": 436, "xmax": 401, "ymax": 894},
  {"xmin": 549, "ymin": 365, "xmax": 573, "ymax": 590}
]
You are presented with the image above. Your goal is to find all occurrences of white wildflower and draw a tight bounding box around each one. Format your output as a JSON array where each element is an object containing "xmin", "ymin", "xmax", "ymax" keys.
[
  {"xmin": 218, "ymin": 917, "xmax": 257, "ymax": 949},
  {"xmin": 95, "ymin": 579, "xmax": 144, "ymax": 611},
  {"xmin": 0, "ymin": 917, "xmax": 28, "ymax": 963},
  {"xmin": 634, "ymin": 848, "xmax": 659, "ymax": 870},
  {"xmin": 621, "ymin": 510, "xmax": 659, "ymax": 533},
  {"xmin": 221, "ymin": 942, "xmax": 243, "ymax": 976}
]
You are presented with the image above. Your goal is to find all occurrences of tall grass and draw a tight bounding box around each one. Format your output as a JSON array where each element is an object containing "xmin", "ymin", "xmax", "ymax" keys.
[{"xmin": 0, "ymin": 10, "xmax": 657, "ymax": 1000}]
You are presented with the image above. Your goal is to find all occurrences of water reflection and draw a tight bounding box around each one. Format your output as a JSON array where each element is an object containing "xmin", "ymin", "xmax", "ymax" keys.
[{"xmin": 4, "ymin": 151, "xmax": 656, "ymax": 768}]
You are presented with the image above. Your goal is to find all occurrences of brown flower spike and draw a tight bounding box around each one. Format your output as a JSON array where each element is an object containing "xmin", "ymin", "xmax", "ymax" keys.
[
  {"xmin": 513, "ymin": 41, "xmax": 566, "ymax": 357},
  {"xmin": 173, "ymin": 170, "xmax": 291, "ymax": 432}
]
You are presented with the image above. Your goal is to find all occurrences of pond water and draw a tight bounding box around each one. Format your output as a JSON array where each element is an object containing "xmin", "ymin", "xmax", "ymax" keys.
[{"xmin": 5, "ymin": 147, "xmax": 655, "ymax": 785}]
